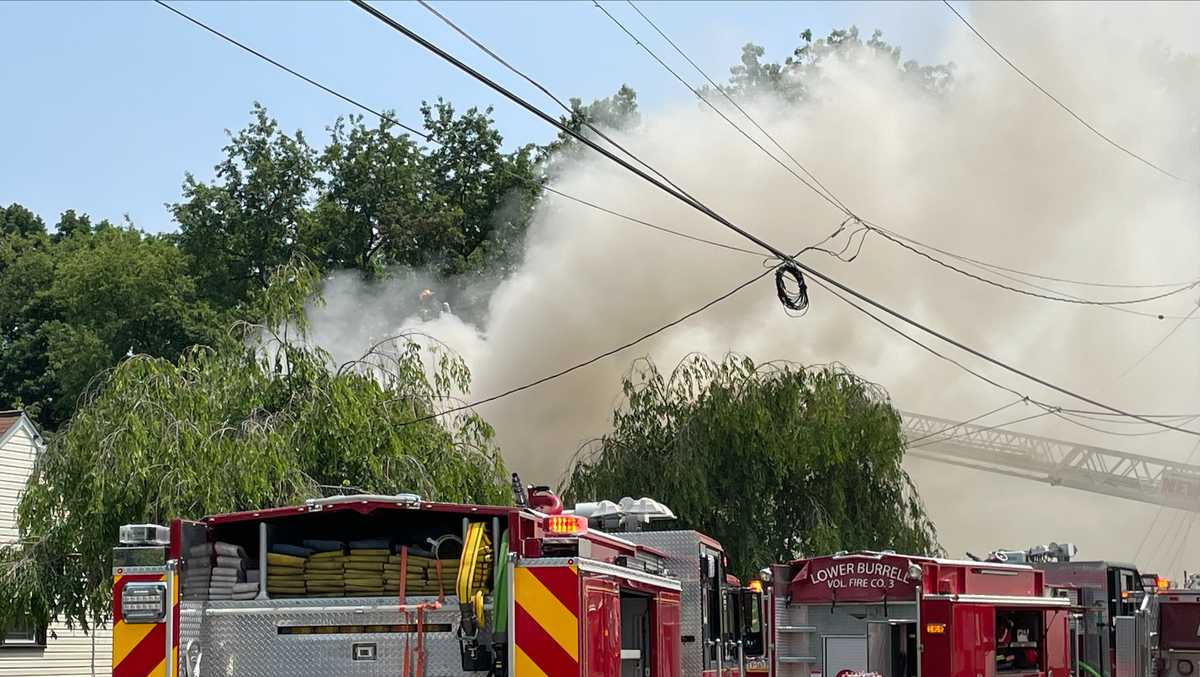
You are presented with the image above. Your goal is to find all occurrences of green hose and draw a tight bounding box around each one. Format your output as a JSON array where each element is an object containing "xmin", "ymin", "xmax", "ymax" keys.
[{"xmin": 1078, "ymin": 661, "xmax": 1103, "ymax": 677}]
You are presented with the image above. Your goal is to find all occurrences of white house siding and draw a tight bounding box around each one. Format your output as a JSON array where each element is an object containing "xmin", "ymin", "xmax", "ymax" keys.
[{"xmin": 0, "ymin": 417, "xmax": 113, "ymax": 677}]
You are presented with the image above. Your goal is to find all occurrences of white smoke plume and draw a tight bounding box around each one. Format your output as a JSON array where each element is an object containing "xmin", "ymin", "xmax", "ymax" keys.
[{"xmin": 307, "ymin": 4, "xmax": 1200, "ymax": 575}]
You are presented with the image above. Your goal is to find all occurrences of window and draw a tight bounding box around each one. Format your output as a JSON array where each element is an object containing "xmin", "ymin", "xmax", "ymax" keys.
[
  {"xmin": 995, "ymin": 609, "xmax": 1043, "ymax": 673},
  {"xmin": 1, "ymin": 616, "xmax": 46, "ymax": 648}
]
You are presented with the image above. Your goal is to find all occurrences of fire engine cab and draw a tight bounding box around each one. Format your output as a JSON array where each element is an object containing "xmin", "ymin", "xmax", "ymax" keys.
[
  {"xmin": 110, "ymin": 484, "xmax": 769, "ymax": 677},
  {"xmin": 768, "ymin": 552, "xmax": 1072, "ymax": 677}
]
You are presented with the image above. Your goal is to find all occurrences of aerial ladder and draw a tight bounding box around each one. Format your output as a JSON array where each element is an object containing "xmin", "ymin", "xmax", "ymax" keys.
[{"xmin": 900, "ymin": 412, "xmax": 1200, "ymax": 512}]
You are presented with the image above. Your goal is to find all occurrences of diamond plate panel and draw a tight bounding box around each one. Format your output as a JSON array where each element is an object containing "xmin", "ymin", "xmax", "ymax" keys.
[
  {"xmin": 615, "ymin": 530, "xmax": 709, "ymax": 676},
  {"xmin": 195, "ymin": 597, "xmax": 483, "ymax": 677},
  {"xmin": 773, "ymin": 590, "xmax": 915, "ymax": 677}
]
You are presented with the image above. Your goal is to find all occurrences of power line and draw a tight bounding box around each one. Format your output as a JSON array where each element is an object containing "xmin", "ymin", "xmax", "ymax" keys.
[
  {"xmin": 1121, "ymin": 301, "xmax": 1200, "ymax": 376},
  {"xmin": 903, "ymin": 398, "xmax": 1027, "ymax": 446},
  {"xmin": 876, "ymin": 225, "xmax": 1197, "ymax": 291},
  {"xmin": 596, "ymin": 0, "xmax": 1200, "ymax": 314},
  {"xmin": 909, "ymin": 409, "xmax": 1056, "ymax": 450},
  {"xmin": 1135, "ymin": 436, "xmax": 1200, "ymax": 563},
  {"xmin": 352, "ymin": 0, "xmax": 803, "ymax": 273},
  {"xmin": 413, "ymin": 0, "xmax": 708, "ymax": 225},
  {"xmin": 152, "ymin": 0, "xmax": 426, "ymax": 139},
  {"xmin": 397, "ymin": 267, "xmax": 777, "ymax": 426},
  {"xmin": 868, "ymin": 224, "xmax": 1200, "ymax": 308},
  {"xmin": 942, "ymin": 0, "xmax": 1194, "ymax": 185},
  {"xmin": 352, "ymin": 0, "xmax": 1200, "ymax": 436},
  {"xmin": 151, "ymin": 1, "xmax": 771, "ymax": 260},
  {"xmin": 874, "ymin": 230, "xmax": 1200, "ymax": 322},
  {"xmin": 157, "ymin": 0, "xmax": 1200, "ymax": 436},
  {"xmin": 592, "ymin": 0, "xmax": 849, "ymax": 217},
  {"xmin": 621, "ymin": 0, "xmax": 851, "ymax": 215}
]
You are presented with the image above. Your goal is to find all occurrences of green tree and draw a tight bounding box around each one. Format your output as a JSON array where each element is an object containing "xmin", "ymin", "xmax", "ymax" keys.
[
  {"xmin": 173, "ymin": 103, "xmax": 318, "ymax": 307},
  {"xmin": 0, "ymin": 203, "xmax": 47, "ymax": 238},
  {"xmin": 0, "ymin": 209, "xmax": 217, "ymax": 431},
  {"xmin": 0, "ymin": 210, "xmax": 56, "ymax": 426},
  {"xmin": 724, "ymin": 27, "xmax": 953, "ymax": 102},
  {"xmin": 0, "ymin": 260, "xmax": 508, "ymax": 635},
  {"xmin": 544, "ymin": 84, "xmax": 641, "ymax": 161},
  {"xmin": 420, "ymin": 100, "xmax": 541, "ymax": 278},
  {"xmin": 40, "ymin": 226, "xmax": 218, "ymax": 426},
  {"xmin": 563, "ymin": 354, "xmax": 940, "ymax": 578},
  {"xmin": 311, "ymin": 114, "xmax": 458, "ymax": 274}
]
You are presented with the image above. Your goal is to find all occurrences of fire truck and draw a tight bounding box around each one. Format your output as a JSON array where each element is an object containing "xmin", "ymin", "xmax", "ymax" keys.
[
  {"xmin": 1152, "ymin": 585, "xmax": 1200, "ymax": 677},
  {"xmin": 111, "ymin": 484, "xmax": 773, "ymax": 677},
  {"xmin": 111, "ymin": 485, "xmax": 1071, "ymax": 677},
  {"xmin": 767, "ymin": 552, "xmax": 1072, "ymax": 677},
  {"xmin": 983, "ymin": 544, "xmax": 1152, "ymax": 677}
]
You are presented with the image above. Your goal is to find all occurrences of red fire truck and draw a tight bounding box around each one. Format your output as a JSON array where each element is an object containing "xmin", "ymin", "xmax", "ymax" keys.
[
  {"xmin": 983, "ymin": 545, "xmax": 1153, "ymax": 677},
  {"xmin": 1152, "ymin": 587, "xmax": 1200, "ymax": 677},
  {"xmin": 766, "ymin": 552, "xmax": 1072, "ymax": 677},
  {"xmin": 111, "ymin": 487, "xmax": 1070, "ymax": 677}
]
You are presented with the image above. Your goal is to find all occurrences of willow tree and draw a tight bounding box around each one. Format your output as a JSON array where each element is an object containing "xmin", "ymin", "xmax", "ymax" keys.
[
  {"xmin": 563, "ymin": 355, "xmax": 940, "ymax": 578},
  {"xmin": 0, "ymin": 261, "xmax": 507, "ymax": 638}
]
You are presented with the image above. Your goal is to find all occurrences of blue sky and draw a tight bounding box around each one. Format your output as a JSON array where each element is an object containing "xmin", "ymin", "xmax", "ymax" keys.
[{"xmin": 1, "ymin": 1, "xmax": 954, "ymax": 233}]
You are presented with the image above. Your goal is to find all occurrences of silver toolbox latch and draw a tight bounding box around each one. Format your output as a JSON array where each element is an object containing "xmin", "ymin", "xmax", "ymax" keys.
[{"xmin": 352, "ymin": 643, "xmax": 377, "ymax": 661}]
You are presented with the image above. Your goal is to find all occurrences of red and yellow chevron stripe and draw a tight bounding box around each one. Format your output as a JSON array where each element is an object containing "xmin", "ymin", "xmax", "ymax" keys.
[
  {"xmin": 112, "ymin": 572, "xmax": 178, "ymax": 677},
  {"xmin": 514, "ymin": 564, "xmax": 580, "ymax": 677}
]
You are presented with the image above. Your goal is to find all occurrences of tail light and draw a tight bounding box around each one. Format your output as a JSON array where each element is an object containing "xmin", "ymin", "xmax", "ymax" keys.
[{"xmin": 544, "ymin": 515, "xmax": 587, "ymax": 536}]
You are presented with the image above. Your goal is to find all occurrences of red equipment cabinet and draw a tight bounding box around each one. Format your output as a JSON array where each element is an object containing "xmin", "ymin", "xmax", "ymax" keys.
[
  {"xmin": 768, "ymin": 552, "xmax": 1071, "ymax": 677},
  {"xmin": 1154, "ymin": 589, "xmax": 1200, "ymax": 677}
]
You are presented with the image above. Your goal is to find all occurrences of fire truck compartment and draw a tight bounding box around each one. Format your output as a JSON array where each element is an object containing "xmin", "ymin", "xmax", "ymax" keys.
[{"xmin": 775, "ymin": 552, "xmax": 1072, "ymax": 677}]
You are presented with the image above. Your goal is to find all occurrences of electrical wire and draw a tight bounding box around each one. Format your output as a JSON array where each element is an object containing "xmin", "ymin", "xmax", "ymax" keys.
[
  {"xmin": 621, "ymin": 0, "xmax": 852, "ymax": 215},
  {"xmin": 1050, "ymin": 411, "xmax": 1200, "ymax": 438},
  {"xmin": 1166, "ymin": 513, "xmax": 1199, "ymax": 579},
  {"xmin": 903, "ymin": 398, "xmax": 1027, "ymax": 447},
  {"xmin": 272, "ymin": 0, "xmax": 1195, "ymax": 437},
  {"xmin": 399, "ymin": 267, "xmax": 778, "ymax": 425},
  {"xmin": 413, "ymin": 0, "xmax": 708, "ymax": 225},
  {"xmin": 867, "ymin": 225, "xmax": 1200, "ymax": 307},
  {"xmin": 593, "ymin": 0, "xmax": 850, "ymax": 218},
  {"xmin": 605, "ymin": 0, "xmax": 1200, "ymax": 305},
  {"xmin": 942, "ymin": 0, "xmax": 1195, "ymax": 185},
  {"xmin": 1134, "ymin": 436, "xmax": 1200, "ymax": 563},
  {"xmin": 352, "ymin": 0, "xmax": 803, "ymax": 272},
  {"xmin": 151, "ymin": 0, "xmax": 770, "ymax": 260},
  {"xmin": 1120, "ymin": 301, "xmax": 1200, "ymax": 376},
  {"xmin": 908, "ymin": 409, "xmax": 1057, "ymax": 450},
  {"xmin": 875, "ymin": 224, "xmax": 1198, "ymax": 291},
  {"xmin": 876, "ymin": 235, "xmax": 1200, "ymax": 322}
]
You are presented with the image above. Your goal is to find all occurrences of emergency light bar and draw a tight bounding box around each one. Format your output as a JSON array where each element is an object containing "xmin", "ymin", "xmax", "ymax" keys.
[
  {"xmin": 544, "ymin": 515, "xmax": 588, "ymax": 536},
  {"xmin": 119, "ymin": 524, "xmax": 169, "ymax": 546}
]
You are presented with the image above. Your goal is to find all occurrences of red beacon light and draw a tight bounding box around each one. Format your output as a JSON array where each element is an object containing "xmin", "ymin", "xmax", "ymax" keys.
[{"xmin": 544, "ymin": 514, "xmax": 588, "ymax": 536}]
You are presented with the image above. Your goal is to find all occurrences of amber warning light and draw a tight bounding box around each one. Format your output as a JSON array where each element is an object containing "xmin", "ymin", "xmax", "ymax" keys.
[
  {"xmin": 544, "ymin": 515, "xmax": 588, "ymax": 536},
  {"xmin": 1157, "ymin": 577, "xmax": 1170, "ymax": 591}
]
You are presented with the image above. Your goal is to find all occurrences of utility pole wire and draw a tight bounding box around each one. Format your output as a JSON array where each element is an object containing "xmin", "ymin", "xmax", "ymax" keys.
[
  {"xmin": 158, "ymin": 1, "xmax": 1200, "ymax": 434},
  {"xmin": 611, "ymin": 0, "xmax": 1200, "ymax": 304},
  {"xmin": 151, "ymin": 1, "xmax": 769, "ymax": 259},
  {"xmin": 352, "ymin": 0, "xmax": 1199, "ymax": 437},
  {"xmin": 602, "ymin": 0, "xmax": 1200, "ymax": 309},
  {"xmin": 622, "ymin": 0, "xmax": 851, "ymax": 215},
  {"xmin": 594, "ymin": 0, "xmax": 850, "ymax": 217},
  {"xmin": 354, "ymin": 0, "xmax": 798, "ymax": 269},
  {"xmin": 1120, "ymin": 301, "xmax": 1200, "ymax": 377},
  {"xmin": 943, "ymin": 0, "xmax": 1194, "ymax": 185}
]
